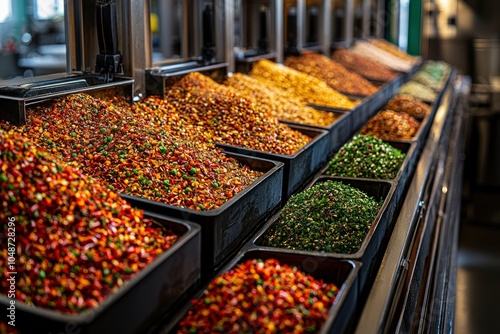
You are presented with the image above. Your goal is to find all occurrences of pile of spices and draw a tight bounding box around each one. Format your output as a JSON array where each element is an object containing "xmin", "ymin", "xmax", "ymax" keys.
[
  {"xmin": 224, "ymin": 73, "xmax": 338, "ymax": 127},
  {"xmin": 420, "ymin": 60, "xmax": 451, "ymax": 84},
  {"xmin": 397, "ymin": 81, "xmax": 437, "ymax": 103},
  {"xmin": 177, "ymin": 258, "xmax": 339, "ymax": 333},
  {"xmin": 351, "ymin": 41, "xmax": 414, "ymax": 72},
  {"xmin": 368, "ymin": 38, "xmax": 419, "ymax": 64},
  {"xmin": 412, "ymin": 71, "xmax": 443, "ymax": 92},
  {"xmin": 249, "ymin": 59, "xmax": 355, "ymax": 110},
  {"xmin": 325, "ymin": 134, "xmax": 406, "ymax": 179},
  {"xmin": 284, "ymin": 53, "xmax": 378, "ymax": 96},
  {"xmin": 10, "ymin": 93, "xmax": 263, "ymax": 211},
  {"xmin": 0, "ymin": 129, "xmax": 179, "ymax": 314},
  {"xmin": 165, "ymin": 72, "xmax": 312, "ymax": 155},
  {"xmin": 384, "ymin": 95, "xmax": 431, "ymax": 118},
  {"xmin": 361, "ymin": 110, "xmax": 420, "ymax": 141},
  {"xmin": 263, "ymin": 180, "xmax": 381, "ymax": 254},
  {"xmin": 332, "ymin": 48, "xmax": 397, "ymax": 82}
]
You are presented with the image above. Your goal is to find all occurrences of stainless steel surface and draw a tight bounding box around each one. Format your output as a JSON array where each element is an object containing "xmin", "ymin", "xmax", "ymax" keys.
[
  {"xmin": 375, "ymin": 0, "xmax": 384, "ymax": 38},
  {"xmin": 321, "ymin": 0, "xmax": 332, "ymax": 55},
  {"xmin": 214, "ymin": 0, "xmax": 226, "ymax": 62},
  {"xmin": 296, "ymin": 0, "xmax": 305, "ymax": 49},
  {"xmin": 354, "ymin": 79, "xmax": 456, "ymax": 333},
  {"xmin": 275, "ymin": 0, "xmax": 284, "ymax": 63},
  {"xmin": 64, "ymin": 0, "xmax": 82, "ymax": 73},
  {"xmin": 129, "ymin": 0, "xmax": 151, "ymax": 96},
  {"xmin": 362, "ymin": 0, "xmax": 370, "ymax": 37},
  {"xmin": 473, "ymin": 39, "xmax": 500, "ymax": 84},
  {"xmin": 224, "ymin": 0, "xmax": 235, "ymax": 72},
  {"xmin": 345, "ymin": 0, "xmax": 354, "ymax": 46}
]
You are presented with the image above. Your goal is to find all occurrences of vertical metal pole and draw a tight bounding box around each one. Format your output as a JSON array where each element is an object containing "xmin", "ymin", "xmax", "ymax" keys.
[
  {"xmin": 296, "ymin": 0, "xmax": 305, "ymax": 49},
  {"xmin": 158, "ymin": 0, "xmax": 173, "ymax": 59},
  {"xmin": 275, "ymin": 0, "xmax": 284, "ymax": 63},
  {"xmin": 321, "ymin": 0, "xmax": 332, "ymax": 55},
  {"xmin": 128, "ymin": 0, "xmax": 151, "ymax": 96},
  {"xmin": 214, "ymin": 0, "xmax": 224, "ymax": 62},
  {"xmin": 362, "ymin": 0, "xmax": 371, "ymax": 37},
  {"xmin": 65, "ymin": 0, "xmax": 84, "ymax": 73},
  {"xmin": 224, "ymin": 0, "xmax": 235, "ymax": 73},
  {"xmin": 345, "ymin": 0, "xmax": 354, "ymax": 46},
  {"xmin": 375, "ymin": 0, "xmax": 384, "ymax": 38}
]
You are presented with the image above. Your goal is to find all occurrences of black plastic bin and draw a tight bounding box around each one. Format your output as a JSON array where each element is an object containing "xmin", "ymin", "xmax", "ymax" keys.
[
  {"xmin": 252, "ymin": 176, "xmax": 396, "ymax": 300},
  {"xmin": 0, "ymin": 213, "xmax": 201, "ymax": 334},
  {"xmin": 281, "ymin": 110, "xmax": 352, "ymax": 155},
  {"xmin": 161, "ymin": 248, "xmax": 360, "ymax": 334},
  {"xmin": 217, "ymin": 124, "xmax": 329, "ymax": 200},
  {"xmin": 121, "ymin": 152, "xmax": 284, "ymax": 276}
]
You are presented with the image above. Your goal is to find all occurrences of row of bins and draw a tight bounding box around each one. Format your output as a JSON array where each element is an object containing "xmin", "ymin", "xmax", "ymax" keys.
[
  {"xmin": 151, "ymin": 63, "xmax": 455, "ymax": 333},
  {"xmin": 0, "ymin": 60, "xmax": 453, "ymax": 334}
]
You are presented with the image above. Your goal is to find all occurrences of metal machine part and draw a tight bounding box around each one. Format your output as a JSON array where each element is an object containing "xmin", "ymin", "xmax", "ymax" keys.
[{"xmin": 95, "ymin": 0, "xmax": 124, "ymax": 82}]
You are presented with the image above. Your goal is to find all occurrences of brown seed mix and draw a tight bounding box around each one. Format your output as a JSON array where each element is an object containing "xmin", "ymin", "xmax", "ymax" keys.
[
  {"xmin": 165, "ymin": 72, "xmax": 312, "ymax": 155},
  {"xmin": 284, "ymin": 53, "xmax": 378, "ymax": 96},
  {"xmin": 361, "ymin": 110, "xmax": 421, "ymax": 141},
  {"xmin": 332, "ymin": 48, "xmax": 397, "ymax": 82},
  {"xmin": 384, "ymin": 95, "xmax": 431, "ymax": 118}
]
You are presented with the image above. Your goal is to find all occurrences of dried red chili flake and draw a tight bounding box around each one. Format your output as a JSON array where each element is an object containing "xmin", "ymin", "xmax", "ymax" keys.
[
  {"xmin": 177, "ymin": 258, "xmax": 339, "ymax": 333},
  {"xmin": 284, "ymin": 52, "xmax": 378, "ymax": 96},
  {"xmin": 165, "ymin": 72, "xmax": 311, "ymax": 155},
  {"xmin": 361, "ymin": 110, "xmax": 421, "ymax": 141},
  {"xmin": 6, "ymin": 93, "xmax": 262, "ymax": 211},
  {"xmin": 332, "ymin": 48, "xmax": 397, "ymax": 82},
  {"xmin": 384, "ymin": 95, "xmax": 431, "ymax": 118},
  {"xmin": 0, "ymin": 129, "xmax": 178, "ymax": 314}
]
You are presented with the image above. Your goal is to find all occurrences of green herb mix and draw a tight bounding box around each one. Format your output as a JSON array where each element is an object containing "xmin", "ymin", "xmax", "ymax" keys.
[
  {"xmin": 263, "ymin": 180, "xmax": 382, "ymax": 254},
  {"xmin": 325, "ymin": 134, "xmax": 406, "ymax": 179}
]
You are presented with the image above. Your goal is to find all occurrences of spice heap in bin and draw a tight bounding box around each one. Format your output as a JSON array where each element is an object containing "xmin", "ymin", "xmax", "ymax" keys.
[
  {"xmin": 4, "ymin": 93, "xmax": 264, "ymax": 211},
  {"xmin": 177, "ymin": 258, "xmax": 340, "ymax": 333},
  {"xmin": 0, "ymin": 130, "xmax": 179, "ymax": 314}
]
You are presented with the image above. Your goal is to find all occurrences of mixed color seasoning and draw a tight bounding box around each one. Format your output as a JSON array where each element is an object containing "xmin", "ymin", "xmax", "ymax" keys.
[
  {"xmin": 249, "ymin": 59, "xmax": 355, "ymax": 110},
  {"xmin": 224, "ymin": 73, "xmax": 339, "ymax": 127},
  {"xmin": 397, "ymin": 81, "xmax": 437, "ymax": 103},
  {"xmin": 0, "ymin": 129, "xmax": 179, "ymax": 313},
  {"xmin": 6, "ymin": 93, "xmax": 263, "ymax": 211},
  {"xmin": 177, "ymin": 258, "xmax": 339, "ymax": 333},
  {"xmin": 165, "ymin": 72, "xmax": 312, "ymax": 155},
  {"xmin": 284, "ymin": 52, "xmax": 378, "ymax": 96},
  {"xmin": 325, "ymin": 134, "xmax": 406, "ymax": 179},
  {"xmin": 263, "ymin": 180, "xmax": 382, "ymax": 254},
  {"xmin": 361, "ymin": 110, "xmax": 420, "ymax": 141},
  {"xmin": 332, "ymin": 48, "xmax": 397, "ymax": 82},
  {"xmin": 384, "ymin": 95, "xmax": 431, "ymax": 118}
]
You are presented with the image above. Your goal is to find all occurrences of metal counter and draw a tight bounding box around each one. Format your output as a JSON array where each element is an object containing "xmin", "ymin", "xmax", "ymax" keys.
[{"xmin": 354, "ymin": 75, "xmax": 470, "ymax": 333}]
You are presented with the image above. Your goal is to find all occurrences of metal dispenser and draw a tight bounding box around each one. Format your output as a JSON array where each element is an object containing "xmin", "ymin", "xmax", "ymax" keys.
[
  {"xmin": 233, "ymin": 0, "xmax": 281, "ymax": 73},
  {"xmin": 283, "ymin": 0, "xmax": 331, "ymax": 57},
  {"xmin": 144, "ymin": 0, "xmax": 230, "ymax": 97},
  {"xmin": 0, "ymin": 0, "xmax": 134, "ymax": 125}
]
